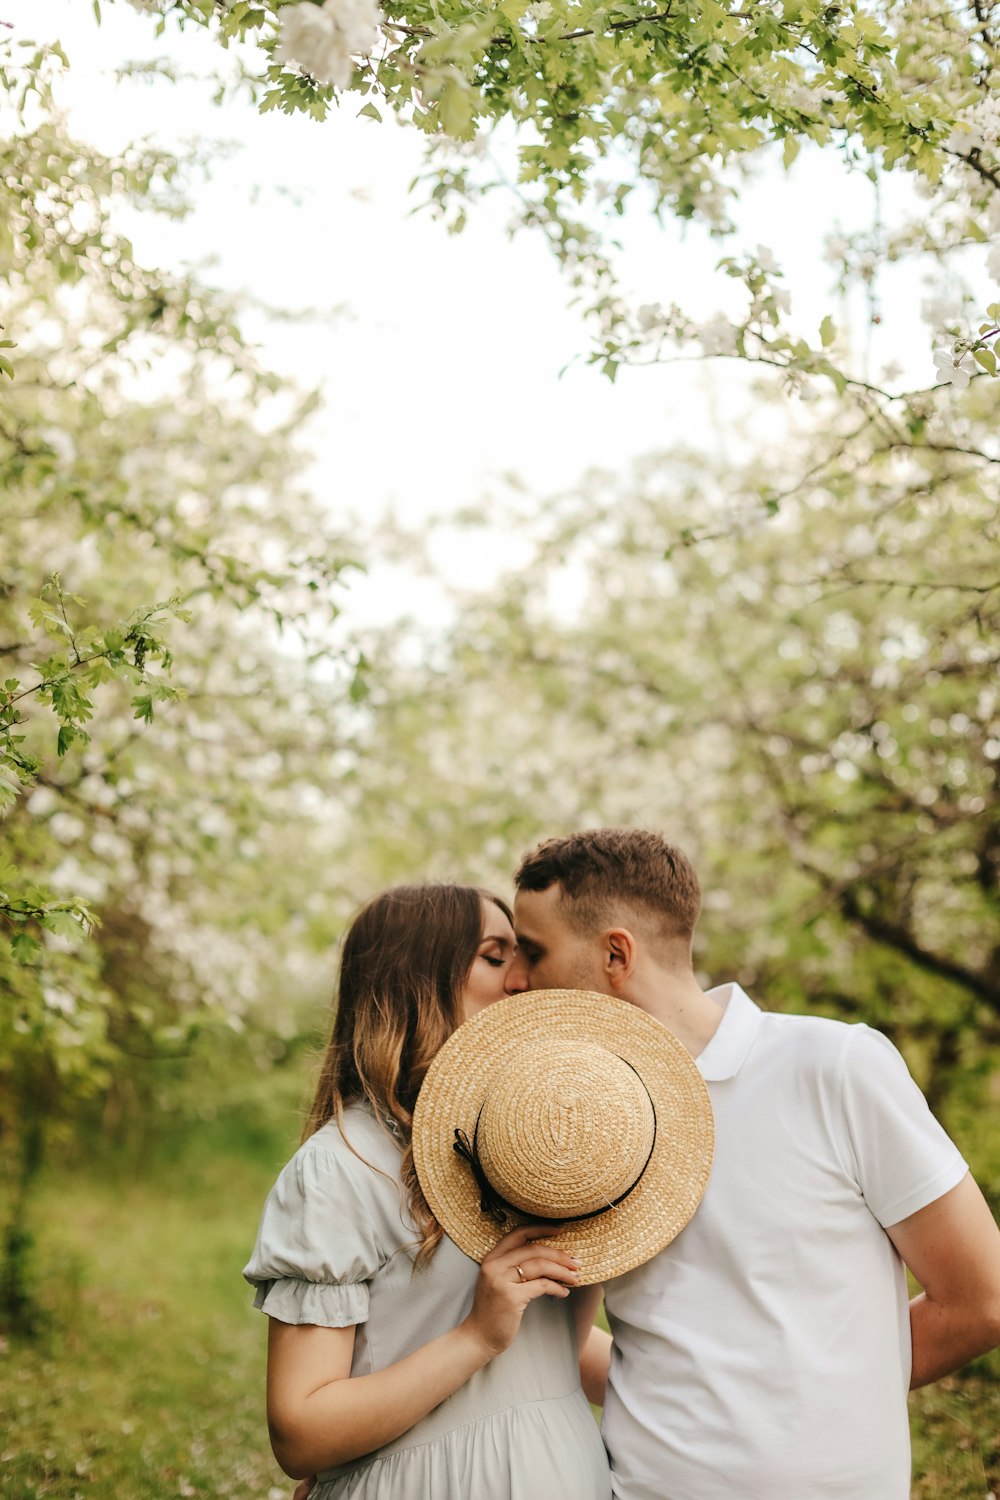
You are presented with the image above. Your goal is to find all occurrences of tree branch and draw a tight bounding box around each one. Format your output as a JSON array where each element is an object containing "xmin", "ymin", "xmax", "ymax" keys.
[
  {"xmin": 945, "ymin": 145, "xmax": 1000, "ymax": 191},
  {"xmin": 839, "ymin": 886, "xmax": 999, "ymax": 1011}
]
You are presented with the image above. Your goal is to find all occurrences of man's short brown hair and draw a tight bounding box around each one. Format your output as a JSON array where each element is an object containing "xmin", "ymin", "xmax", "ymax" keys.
[{"xmin": 514, "ymin": 828, "xmax": 701, "ymax": 946}]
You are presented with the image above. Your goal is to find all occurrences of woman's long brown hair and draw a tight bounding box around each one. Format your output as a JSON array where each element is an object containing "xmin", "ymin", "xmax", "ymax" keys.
[{"xmin": 303, "ymin": 884, "xmax": 512, "ymax": 1266}]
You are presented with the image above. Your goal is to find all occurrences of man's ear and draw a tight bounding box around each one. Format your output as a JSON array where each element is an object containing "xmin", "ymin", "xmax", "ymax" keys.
[{"xmin": 604, "ymin": 927, "xmax": 636, "ymax": 989}]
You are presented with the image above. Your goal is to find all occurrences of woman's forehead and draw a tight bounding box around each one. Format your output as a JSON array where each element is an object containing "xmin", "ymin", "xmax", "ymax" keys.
[{"xmin": 480, "ymin": 903, "xmax": 515, "ymax": 942}]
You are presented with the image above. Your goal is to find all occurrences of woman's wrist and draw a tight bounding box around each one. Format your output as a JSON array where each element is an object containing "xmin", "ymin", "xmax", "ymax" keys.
[{"xmin": 453, "ymin": 1313, "xmax": 505, "ymax": 1367}]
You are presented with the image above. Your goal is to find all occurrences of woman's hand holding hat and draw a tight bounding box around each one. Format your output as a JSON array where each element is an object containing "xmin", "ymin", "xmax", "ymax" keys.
[{"xmin": 460, "ymin": 1224, "xmax": 581, "ymax": 1360}]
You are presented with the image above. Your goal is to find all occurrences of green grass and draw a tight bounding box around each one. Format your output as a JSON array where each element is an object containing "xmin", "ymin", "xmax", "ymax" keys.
[
  {"xmin": 0, "ymin": 1107, "xmax": 299, "ymax": 1500},
  {"xmin": 1, "ymin": 1110, "xmax": 998, "ymax": 1499},
  {"xmin": 910, "ymin": 1372, "xmax": 1000, "ymax": 1498}
]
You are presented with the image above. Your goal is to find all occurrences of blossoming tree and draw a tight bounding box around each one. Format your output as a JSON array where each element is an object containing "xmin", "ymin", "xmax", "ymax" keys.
[
  {"xmin": 0, "ymin": 43, "xmax": 363, "ymax": 1325},
  {"xmin": 105, "ymin": 0, "xmax": 999, "ymax": 387}
]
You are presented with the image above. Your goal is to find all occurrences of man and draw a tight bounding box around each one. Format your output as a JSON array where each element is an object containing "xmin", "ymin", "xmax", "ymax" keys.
[{"xmin": 507, "ymin": 827, "xmax": 1000, "ymax": 1500}]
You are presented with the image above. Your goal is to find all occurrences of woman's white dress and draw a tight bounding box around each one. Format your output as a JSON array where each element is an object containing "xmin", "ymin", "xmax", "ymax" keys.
[{"xmin": 244, "ymin": 1103, "xmax": 612, "ymax": 1499}]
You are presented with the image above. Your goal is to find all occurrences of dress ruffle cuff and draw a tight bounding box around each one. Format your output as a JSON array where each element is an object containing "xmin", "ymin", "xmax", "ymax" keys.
[{"xmin": 249, "ymin": 1275, "xmax": 370, "ymax": 1328}]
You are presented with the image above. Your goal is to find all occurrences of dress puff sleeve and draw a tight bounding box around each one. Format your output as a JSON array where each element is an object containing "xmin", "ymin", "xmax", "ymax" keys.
[{"xmin": 242, "ymin": 1133, "xmax": 384, "ymax": 1329}]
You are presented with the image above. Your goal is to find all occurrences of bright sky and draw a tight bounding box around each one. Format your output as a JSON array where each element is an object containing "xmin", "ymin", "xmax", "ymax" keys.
[{"xmin": 7, "ymin": 0, "xmax": 971, "ymax": 616}]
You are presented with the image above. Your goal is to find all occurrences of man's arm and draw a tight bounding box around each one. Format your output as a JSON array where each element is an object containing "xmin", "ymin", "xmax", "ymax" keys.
[{"xmin": 887, "ymin": 1172, "xmax": 1000, "ymax": 1389}]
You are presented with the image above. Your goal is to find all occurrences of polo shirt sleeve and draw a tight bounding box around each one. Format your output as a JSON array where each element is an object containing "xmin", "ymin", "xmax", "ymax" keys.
[{"xmin": 840, "ymin": 1024, "xmax": 968, "ymax": 1228}]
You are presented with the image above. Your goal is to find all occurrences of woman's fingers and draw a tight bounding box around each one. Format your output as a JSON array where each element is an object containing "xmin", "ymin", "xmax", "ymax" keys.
[
  {"xmin": 485, "ymin": 1223, "xmax": 564, "ymax": 1258},
  {"xmin": 485, "ymin": 1223, "xmax": 580, "ymax": 1275},
  {"xmin": 508, "ymin": 1254, "xmax": 580, "ymax": 1285},
  {"xmin": 523, "ymin": 1277, "xmax": 572, "ymax": 1300}
]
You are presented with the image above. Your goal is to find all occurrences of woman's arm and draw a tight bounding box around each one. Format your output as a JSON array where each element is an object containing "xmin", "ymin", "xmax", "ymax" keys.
[
  {"xmin": 267, "ymin": 1224, "xmax": 581, "ymax": 1478},
  {"xmin": 572, "ymin": 1283, "xmax": 611, "ymax": 1407},
  {"xmin": 267, "ymin": 1318, "xmax": 485, "ymax": 1477}
]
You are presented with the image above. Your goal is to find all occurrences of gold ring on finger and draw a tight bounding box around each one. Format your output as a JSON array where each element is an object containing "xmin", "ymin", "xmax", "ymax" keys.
[{"xmin": 515, "ymin": 1264, "xmax": 526, "ymax": 1282}]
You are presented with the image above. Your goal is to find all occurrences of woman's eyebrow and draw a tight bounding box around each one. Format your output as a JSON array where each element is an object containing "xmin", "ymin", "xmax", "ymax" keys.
[{"xmin": 479, "ymin": 933, "xmax": 512, "ymax": 948}]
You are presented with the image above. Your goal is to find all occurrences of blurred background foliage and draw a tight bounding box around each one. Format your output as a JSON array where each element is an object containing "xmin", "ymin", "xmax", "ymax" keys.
[
  {"xmin": 1, "ymin": 8, "xmax": 999, "ymax": 1498},
  {"xmin": 0, "ymin": 41, "xmax": 361, "ymax": 1333}
]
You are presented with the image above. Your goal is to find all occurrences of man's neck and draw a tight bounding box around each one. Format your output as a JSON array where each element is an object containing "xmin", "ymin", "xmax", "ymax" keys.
[{"xmin": 622, "ymin": 971, "xmax": 725, "ymax": 1059}]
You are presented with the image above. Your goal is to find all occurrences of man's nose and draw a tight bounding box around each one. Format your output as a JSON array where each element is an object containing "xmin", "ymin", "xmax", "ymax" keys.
[{"xmin": 505, "ymin": 954, "xmax": 529, "ymax": 993}]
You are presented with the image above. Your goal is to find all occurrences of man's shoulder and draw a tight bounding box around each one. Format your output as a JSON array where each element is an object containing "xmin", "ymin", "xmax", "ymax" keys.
[{"xmin": 756, "ymin": 1007, "xmax": 879, "ymax": 1073}]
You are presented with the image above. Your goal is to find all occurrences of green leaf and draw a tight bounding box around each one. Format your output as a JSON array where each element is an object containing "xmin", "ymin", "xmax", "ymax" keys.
[
  {"xmin": 438, "ymin": 79, "xmax": 474, "ymax": 137},
  {"xmin": 973, "ymin": 347, "xmax": 997, "ymax": 376},
  {"xmin": 782, "ymin": 136, "xmax": 801, "ymax": 169},
  {"xmin": 824, "ymin": 362, "xmax": 847, "ymax": 394},
  {"xmin": 819, "ymin": 315, "xmax": 836, "ymax": 347},
  {"xmin": 358, "ymin": 102, "xmax": 382, "ymax": 123},
  {"xmin": 40, "ymin": 909, "xmax": 83, "ymax": 940},
  {"xmin": 11, "ymin": 932, "xmax": 41, "ymax": 965}
]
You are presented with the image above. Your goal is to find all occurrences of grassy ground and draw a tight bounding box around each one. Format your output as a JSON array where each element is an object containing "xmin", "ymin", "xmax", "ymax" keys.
[
  {"xmin": 2, "ymin": 1109, "xmax": 998, "ymax": 1499},
  {"xmin": 0, "ymin": 1122, "xmax": 294, "ymax": 1500}
]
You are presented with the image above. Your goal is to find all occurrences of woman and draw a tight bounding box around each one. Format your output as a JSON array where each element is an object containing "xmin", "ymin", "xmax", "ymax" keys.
[{"xmin": 243, "ymin": 883, "xmax": 612, "ymax": 1499}]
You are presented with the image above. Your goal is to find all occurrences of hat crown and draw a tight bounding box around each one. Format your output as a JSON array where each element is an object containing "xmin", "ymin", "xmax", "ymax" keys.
[{"xmin": 476, "ymin": 1038, "xmax": 655, "ymax": 1220}]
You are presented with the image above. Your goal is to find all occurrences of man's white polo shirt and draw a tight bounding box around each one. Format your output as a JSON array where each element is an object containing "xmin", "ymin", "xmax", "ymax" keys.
[{"xmin": 601, "ymin": 983, "xmax": 968, "ymax": 1500}]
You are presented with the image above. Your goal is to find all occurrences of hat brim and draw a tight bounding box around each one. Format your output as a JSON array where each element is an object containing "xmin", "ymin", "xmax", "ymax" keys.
[{"xmin": 412, "ymin": 989, "xmax": 714, "ymax": 1285}]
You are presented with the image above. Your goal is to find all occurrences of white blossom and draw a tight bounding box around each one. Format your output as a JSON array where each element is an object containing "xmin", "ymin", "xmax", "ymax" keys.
[
  {"xmin": 755, "ymin": 243, "xmax": 780, "ymax": 274},
  {"xmin": 696, "ymin": 178, "xmax": 727, "ymax": 225},
  {"xmin": 50, "ymin": 812, "xmax": 85, "ymax": 843},
  {"xmin": 970, "ymin": 97, "xmax": 1000, "ymax": 147},
  {"xmin": 637, "ymin": 302, "xmax": 666, "ymax": 332},
  {"xmin": 920, "ymin": 291, "xmax": 965, "ymax": 331},
  {"xmin": 699, "ymin": 315, "xmax": 739, "ymax": 355},
  {"xmin": 933, "ymin": 347, "xmax": 976, "ymax": 389},
  {"xmin": 988, "ymin": 238, "xmax": 1000, "ymax": 284},
  {"xmin": 946, "ymin": 97, "xmax": 1000, "ymax": 154},
  {"xmin": 945, "ymin": 123, "xmax": 984, "ymax": 154},
  {"xmin": 43, "ymin": 985, "xmax": 78, "ymax": 1017},
  {"xmin": 26, "ymin": 786, "xmax": 59, "ymax": 816},
  {"xmin": 274, "ymin": 0, "xmax": 381, "ymax": 90},
  {"xmin": 844, "ymin": 525, "xmax": 877, "ymax": 559},
  {"xmin": 41, "ymin": 427, "xmax": 76, "ymax": 465},
  {"xmin": 785, "ymin": 82, "xmax": 829, "ymax": 114},
  {"xmin": 772, "ymin": 286, "xmax": 792, "ymax": 315}
]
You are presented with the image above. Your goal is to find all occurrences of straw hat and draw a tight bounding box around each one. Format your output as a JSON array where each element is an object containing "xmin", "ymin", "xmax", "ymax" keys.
[{"xmin": 412, "ymin": 989, "xmax": 714, "ymax": 1284}]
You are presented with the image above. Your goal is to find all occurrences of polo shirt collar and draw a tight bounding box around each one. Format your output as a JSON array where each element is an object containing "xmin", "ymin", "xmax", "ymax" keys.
[{"xmin": 695, "ymin": 983, "xmax": 762, "ymax": 1082}]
